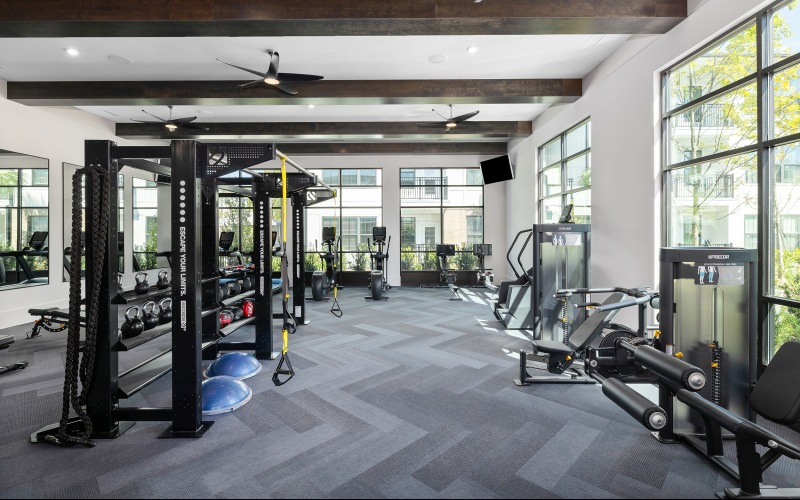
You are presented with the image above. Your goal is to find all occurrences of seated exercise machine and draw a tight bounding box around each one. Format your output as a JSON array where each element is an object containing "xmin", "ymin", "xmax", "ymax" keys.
[
  {"xmin": 515, "ymin": 287, "xmax": 653, "ymax": 385},
  {"xmin": 473, "ymin": 243, "xmax": 494, "ymax": 288},
  {"xmin": 436, "ymin": 244, "xmax": 461, "ymax": 300},
  {"xmin": 589, "ymin": 339, "xmax": 800, "ymax": 499},
  {"xmin": 0, "ymin": 231, "xmax": 49, "ymax": 285},
  {"xmin": 365, "ymin": 226, "xmax": 391, "ymax": 301},
  {"xmin": 310, "ymin": 226, "xmax": 340, "ymax": 302},
  {"xmin": 0, "ymin": 335, "xmax": 28, "ymax": 376}
]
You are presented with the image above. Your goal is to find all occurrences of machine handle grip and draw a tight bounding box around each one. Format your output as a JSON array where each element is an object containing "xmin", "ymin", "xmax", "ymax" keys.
[
  {"xmin": 602, "ymin": 377, "xmax": 668, "ymax": 431},
  {"xmin": 594, "ymin": 295, "xmax": 652, "ymax": 312}
]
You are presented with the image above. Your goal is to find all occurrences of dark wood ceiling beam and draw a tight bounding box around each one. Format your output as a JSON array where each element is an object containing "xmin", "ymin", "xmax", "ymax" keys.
[
  {"xmin": 276, "ymin": 142, "xmax": 509, "ymax": 156},
  {"xmin": 7, "ymin": 79, "xmax": 581, "ymax": 106},
  {"xmin": 0, "ymin": 0, "xmax": 686, "ymax": 36},
  {"xmin": 115, "ymin": 121, "xmax": 533, "ymax": 140}
]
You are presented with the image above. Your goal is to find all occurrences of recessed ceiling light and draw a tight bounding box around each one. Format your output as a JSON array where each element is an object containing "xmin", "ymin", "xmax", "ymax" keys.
[
  {"xmin": 428, "ymin": 54, "xmax": 448, "ymax": 64},
  {"xmin": 65, "ymin": 48, "xmax": 80, "ymax": 57},
  {"xmin": 474, "ymin": 0, "xmax": 483, "ymax": 3},
  {"xmin": 107, "ymin": 54, "xmax": 132, "ymax": 65},
  {"xmin": 467, "ymin": 46, "xmax": 479, "ymax": 54}
]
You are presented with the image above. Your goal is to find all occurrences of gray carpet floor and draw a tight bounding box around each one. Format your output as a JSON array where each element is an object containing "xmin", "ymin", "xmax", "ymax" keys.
[{"xmin": 0, "ymin": 286, "xmax": 798, "ymax": 499}]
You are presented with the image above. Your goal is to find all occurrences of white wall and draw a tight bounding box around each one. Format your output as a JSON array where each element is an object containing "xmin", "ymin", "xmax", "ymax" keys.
[{"xmin": 506, "ymin": 0, "xmax": 771, "ymax": 325}]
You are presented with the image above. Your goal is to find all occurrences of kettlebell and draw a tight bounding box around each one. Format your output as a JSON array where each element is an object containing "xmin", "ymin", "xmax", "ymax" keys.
[
  {"xmin": 156, "ymin": 270, "xmax": 170, "ymax": 290},
  {"xmin": 229, "ymin": 306, "xmax": 244, "ymax": 321},
  {"xmin": 219, "ymin": 309, "xmax": 233, "ymax": 328},
  {"xmin": 121, "ymin": 306, "xmax": 145, "ymax": 339},
  {"xmin": 228, "ymin": 280, "xmax": 241, "ymax": 296},
  {"xmin": 242, "ymin": 299, "xmax": 254, "ymax": 318},
  {"xmin": 158, "ymin": 298, "xmax": 173, "ymax": 325},
  {"xmin": 134, "ymin": 272, "xmax": 150, "ymax": 295},
  {"xmin": 240, "ymin": 275, "xmax": 252, "ymax": 292},
  {"xmin": 141, "ymin": 301, "xmax": 160, "ymax": 331}
]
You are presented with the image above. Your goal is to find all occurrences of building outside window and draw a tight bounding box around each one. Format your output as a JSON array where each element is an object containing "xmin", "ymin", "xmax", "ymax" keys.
[
  {"xmin": 662, "ymin": 0, "xmax": 800, "ymax": 358},
  {"xmin": 538, "ymin": 119, "xmax": 591, "ymax": 223},
  {"xmin": 400, "ymin": 168, "xmax": 483, "ymax": 271},
  {"xmin": 306, "ymin": 169, "xmax": 382, "ymax": 271},
  {"xmin": 132, "ymin": 177, "xmax": 158, "ymax": 270}
]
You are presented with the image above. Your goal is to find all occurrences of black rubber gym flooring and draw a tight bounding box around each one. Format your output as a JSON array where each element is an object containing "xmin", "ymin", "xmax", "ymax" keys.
[{"xmin": 1, "ymin": 286, "xmax": 798, "ymax": 498}]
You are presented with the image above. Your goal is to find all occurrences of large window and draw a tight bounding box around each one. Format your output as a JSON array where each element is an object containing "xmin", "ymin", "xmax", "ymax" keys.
[
  {"xmin": 132, "ymin": 177, "xmax": 158, "ymax": 270},
  {"xmin": 218, "ymin": 194, "xmax": 254, "ymax": 267},
  {"xmin": 0, "ymin": 167, "xmax": 49, "ymax": 283},
  {"xmin": 305, "ymin": 169, "xmax": 382, "ymax": 271},
  {"xmin": 400, "ymin": 168, "xmax": 483, "ymax": 270},
  {"xmin": 662, "ymin": 0, "xmax": 800, "ymax": 359},
  {"xmin": 538, "ymin": 119, "xmax": 591, "ymax": 223}
]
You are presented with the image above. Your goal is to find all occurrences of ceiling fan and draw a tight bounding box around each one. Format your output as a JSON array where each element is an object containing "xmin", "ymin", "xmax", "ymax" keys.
[
  {"xmin": 216, "ymin": 49, "xmax": 324, "ymax": 96},
  {"xmin": 416, "ymin": 105, "xmax": 480, "ymax": 133},
  {"xmin": 131, "ymin": 106, "xmax": 208, "ymax": 132}
]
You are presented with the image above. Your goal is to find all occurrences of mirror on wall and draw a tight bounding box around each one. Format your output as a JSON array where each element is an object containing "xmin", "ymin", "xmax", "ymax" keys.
[
  {"xmin": 0, "ymin": 149, "xmax": 50, "ymax": 290},
  {"xmin": 63, "ymin": 163, "xmax": 125, "ymax": 281},
  {"xmin": 131, "ymin": 174, "xmax": 171, "ymax": 272}
]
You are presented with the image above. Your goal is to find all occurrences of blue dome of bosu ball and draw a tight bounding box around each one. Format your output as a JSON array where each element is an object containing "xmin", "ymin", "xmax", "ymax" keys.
[
  {"xmin": 201, "ymin": 376, "xmax": 253, "ymax": 416},
  {"xmin": 203, "ymin": 352, "xmax": 263, "ymax": 380}
]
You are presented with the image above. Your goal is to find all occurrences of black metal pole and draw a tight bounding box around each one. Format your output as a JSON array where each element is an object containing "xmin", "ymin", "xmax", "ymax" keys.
[
  {"xmin": 292, "ymin": 192, "xmax": 307, "ymax": 325},
  {"xmin": 253, "ymin": 178, "xmax": 276, "ymax": 359},
  {"xmin": 166, "ymin": 140, "xmax": 211, "ymax": 438}
]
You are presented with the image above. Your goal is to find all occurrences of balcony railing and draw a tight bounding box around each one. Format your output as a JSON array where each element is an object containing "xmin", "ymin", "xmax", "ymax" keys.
[
  {"xmin": 673, "ymin": 103, "xmax": 732, "ymax": 128},
  {"xmin": 400, "ymin": 177, "xmax": 447, "ymax": 200},
  {"xmin": 672, "ymin": 173, "xmax": 734, "ymax": 198}
]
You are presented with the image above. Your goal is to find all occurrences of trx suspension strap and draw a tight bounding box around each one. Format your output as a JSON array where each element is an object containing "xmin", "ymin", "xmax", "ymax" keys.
[
  {"xmin": 330, "ymin": 189, "xmax": 342, "ymax": 318},
  {"xmin": 273, "ymin": 156, "xmax": 294, "ymax": 386},
  {"xmin": 47, "ymin": 166, "xmax": 109, "ymax": 447}
]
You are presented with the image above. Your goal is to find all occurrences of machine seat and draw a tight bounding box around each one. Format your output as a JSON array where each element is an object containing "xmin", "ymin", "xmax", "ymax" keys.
[{"xmin": 532, "ymin": 340, "xmax": 573, "ymax": 356}]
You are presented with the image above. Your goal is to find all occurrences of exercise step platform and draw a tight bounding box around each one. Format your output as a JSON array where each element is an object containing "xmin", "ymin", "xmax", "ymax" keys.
[{"xmin": 118, "ymin": 350, "xmax": 172, "ymax": 399}]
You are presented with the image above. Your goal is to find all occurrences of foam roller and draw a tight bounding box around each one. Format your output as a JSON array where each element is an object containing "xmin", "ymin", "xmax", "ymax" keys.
[{"xmin": 602, "ymin": 377, "xmax": 667, "ymax": 431}]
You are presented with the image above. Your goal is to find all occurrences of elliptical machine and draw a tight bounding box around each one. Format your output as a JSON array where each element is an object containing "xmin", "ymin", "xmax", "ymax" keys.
[
  {"xmin": 311, "ymin": 226, "xmax": 339, "ymax": 301},
  {"xmin": 365, "ymin": 226, "xmax": 391, "ymax": 300}
]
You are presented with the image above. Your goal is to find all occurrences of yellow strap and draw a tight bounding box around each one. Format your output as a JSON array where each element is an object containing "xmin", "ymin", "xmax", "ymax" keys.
[{"xmin": 281, "ymin": 156, "xmax": 290, "ymax": 350}]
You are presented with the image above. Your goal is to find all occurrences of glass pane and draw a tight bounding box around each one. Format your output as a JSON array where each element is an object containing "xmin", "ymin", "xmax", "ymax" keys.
[
  {"xmin": 565, "ymin": 154, "xmax": 591, "ymax": 192},
  {"xmin": 32, "ymin": 169, "xmax": 48, "ymax": 186},
  {"xmin": 339, "ymin": 187, "xmax": 382, "ymax": 207},
  {"xmin": 568, "ymin": 190, "xmax": 591, "ymax": 224},
  {"xmin": 667, "ymin": 152, "xmax": 756, "ymax": 247},
  {"xmin": 0, "ymin": 208, "xmax": 18, "ymax": 250},
  {"xmin": 0, "ymin": 170, "xmax": 19, "ymax": 186},
  {"xmin": 399, "ymin": 208, "xmax": 440, "ymax": 253},
  {"xmin": 400, "ymin": 169, "xmax": 440, "ymax": 186},
  {"xmin": 443, "ymin": 207, "xmax": 483, "ymax": 248},
  {"xmin": 133, "ymin": 208, "xmax": 158, "ymax": 271},
  {"xmin": 773, "ymin": 62, "xmax": 800, "ymax": 139},
  {"xmin": 133, "ymin": 186, "xmax": 158, "ymax": 207},
  {"xmin": 540, "ymin": 167, "xmax": 562, "ymax": 197},
  {"xmin": 341, "ymin": 169, "xmax": 380, "ymax": 186},
  {"xmin": 772, "ymin": 143, "xmax": 800, "ymax": 300},
  {"xmin": 667, "ymin": 82, "xmax": 757, "ymax": 165},
  {"xmin": 443, "ymin": 169, "xmax": 482, "ymax": 186},
  {"xmin": 771, "ymin": 304, "xmax": 800, "ymax": 360},
  {"xmin": 666, "ymin": 23, "xmax": 757, "ymax": 111},
  {"xmin": 218, "ymin": 196, "xmax": 242, "ymax": 208},
  {"xmin": 0, "ymin": 187, "xmax": 19, "ymax": 207},
  {"xmin": 540, "ymin": 138, "xmax": 562, "ymax": 168},
  {"xmin": 322, "ymin": 170, "xmax": 340, "ymax": 186},
  {"xmin": 218, "ymin": 208, "xmax": 240, "ymax": 248},
  {"xmin": 21, "ymin": 187, "xmax": 48, "ymax": 207},
  {"xmin": 771, "ymin": 0, "xmax": 800, "ymax": 64},
  {"xmin": 132, "ymin": 178, "xmax": 157, "ymax": 187},
  {"xmin": 442, "ymin": 186, "xmax": 483, "ymax": 207},
  {"xmin": 343, "ymin": 252, "xmax": 372, "ymax": 271},
  {"xmin": 565, "ymin": 122, "xmax": 589, "ymax": 157},
  {"xmin": 400, "ymin": 175, "xmax": 442, "ymax": 205},
  {"xmin": 21, "ymin": 208, "xmax": 48, "ymax": 247},
  {"xmin": 540, "ymin": 198, "xmax": 562, "ymax": 224}
]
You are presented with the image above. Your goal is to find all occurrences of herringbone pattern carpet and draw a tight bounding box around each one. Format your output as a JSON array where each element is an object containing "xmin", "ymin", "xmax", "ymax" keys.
[{"xmin": 1, "ymin": 286, "xmax": 798, "ymax": 498}]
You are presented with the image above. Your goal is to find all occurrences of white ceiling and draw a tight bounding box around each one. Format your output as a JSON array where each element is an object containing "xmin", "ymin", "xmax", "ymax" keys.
[{"xmin": 0, "ymin": 35, "xmax": 629, "ymax": 125}]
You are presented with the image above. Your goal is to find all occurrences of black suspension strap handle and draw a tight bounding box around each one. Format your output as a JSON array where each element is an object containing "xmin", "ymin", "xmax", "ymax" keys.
[{"xmin": 273, "ymin": 157, "xmax": 295, "ymax": 386}]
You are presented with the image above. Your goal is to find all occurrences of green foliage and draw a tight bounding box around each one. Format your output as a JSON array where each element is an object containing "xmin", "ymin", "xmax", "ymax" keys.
[
  {"xmin": 350, "ymin": 244, "xmax": 369, "ymax": 271},
  {"xmin": 454, "ymin": 243, "xmax": 478, "ymax": 270},
  {"xmin": 400, "ymin": 248, "xmax": 420, "ymax": 271},
  {"xmin": 133, "ymin": 224, "xmax": 158, "ymax": 270},
  {"xmin": 774, "ymin": 306, "xmax": 800, "ymax": 355},
  {"xmin": 421, "ymin": 252, "xmax": 438, "ymax": 271}
]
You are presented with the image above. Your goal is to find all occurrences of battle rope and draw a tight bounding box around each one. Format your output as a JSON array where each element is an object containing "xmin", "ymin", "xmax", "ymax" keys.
[
  {"xmin": 273, "ymin": 157, "xmax": 294, "ymax": 386},
  {"xmin": 46, "ymin": 165, "xmax": 109, "ymax": 447},
  {"xmin": 330, "ymin": 188, "xmax": 342, "ymax": 318}
]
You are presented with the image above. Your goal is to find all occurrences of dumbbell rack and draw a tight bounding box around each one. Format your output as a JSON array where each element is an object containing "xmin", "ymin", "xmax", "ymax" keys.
[{"xmin": 33, "ymin": 140, "xmax": 278, "ymax": 443}]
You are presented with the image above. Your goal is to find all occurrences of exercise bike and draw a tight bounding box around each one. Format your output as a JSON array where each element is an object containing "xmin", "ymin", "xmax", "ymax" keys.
[
  {"xmin": 310, "ymin": 226, "xmax": 340, "ymax": 302},
  {"xmin": 365, "ymin": 226, "xmax": 391, "ymax": 301}
]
